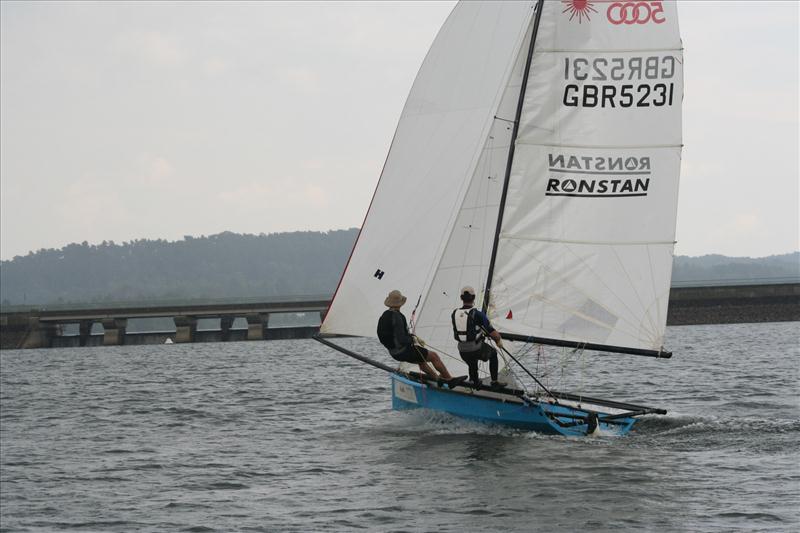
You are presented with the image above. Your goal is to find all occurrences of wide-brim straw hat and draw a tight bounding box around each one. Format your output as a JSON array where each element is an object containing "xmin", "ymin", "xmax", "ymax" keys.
[{"xmin": 384, "ymin": 289, "xmax": 407, "ymax": 308}]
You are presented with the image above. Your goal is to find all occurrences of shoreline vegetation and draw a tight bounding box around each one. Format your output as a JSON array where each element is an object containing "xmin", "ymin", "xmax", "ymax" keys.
[{"xmin": 1, "ymin": 229, "xmax": 798, "ymax": 307}]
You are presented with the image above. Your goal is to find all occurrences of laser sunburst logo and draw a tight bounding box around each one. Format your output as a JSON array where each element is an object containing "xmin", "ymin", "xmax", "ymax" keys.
[{"xmin": 561, "ymin": 0, "xmax": 598, "ymax": 24}]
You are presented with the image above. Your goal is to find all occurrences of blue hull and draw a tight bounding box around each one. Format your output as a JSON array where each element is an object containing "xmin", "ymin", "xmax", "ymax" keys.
[{"xmin": 391, "ymin": 374, "xmax": 636, "ymax": 437}]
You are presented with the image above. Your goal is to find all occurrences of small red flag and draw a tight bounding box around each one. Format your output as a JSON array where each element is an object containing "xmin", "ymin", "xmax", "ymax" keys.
[{"xmin": 506, "ymin": 309, "xmax": 513, "ymax": 319}]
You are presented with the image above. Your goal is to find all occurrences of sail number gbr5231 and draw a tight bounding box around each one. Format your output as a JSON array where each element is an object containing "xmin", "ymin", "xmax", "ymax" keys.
[{"xmin": 563, "ymin": 55, "xmax": 678, "ymax": 108}]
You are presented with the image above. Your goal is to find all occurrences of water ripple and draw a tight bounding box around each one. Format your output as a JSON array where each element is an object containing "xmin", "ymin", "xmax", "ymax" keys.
[{"xmin": 1, "ymin": 325, "xmax": 798, "ymax": 532}]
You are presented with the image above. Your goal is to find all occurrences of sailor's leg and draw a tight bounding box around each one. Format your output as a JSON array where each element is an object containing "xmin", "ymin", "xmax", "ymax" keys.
[
  {"xmin": 461, "ymin": 354, "xmax": 479, "ymax": 384},
  {"xmin": 417, "ymin": 361, "xmax": 439, "ymax": 380},
  {"xmin": 488, "ymin": 348, "xmax": 499, "ymax": 382},
  {"xmin": 426, "ymin": 351, "xmax": 453, "ymax": 380}
]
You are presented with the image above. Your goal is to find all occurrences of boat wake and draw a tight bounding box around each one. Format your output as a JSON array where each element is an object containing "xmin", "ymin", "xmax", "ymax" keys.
[
  {"xmin": 378, "ymin": 408, "xmax": 543, "ymax": 438},
  {"xmin": 634, "ymin": 413, "xmax": 800, "ymax": 439}
]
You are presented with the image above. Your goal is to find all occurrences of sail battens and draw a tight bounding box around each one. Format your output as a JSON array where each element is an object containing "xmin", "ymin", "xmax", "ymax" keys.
[{"xmin": 498, "ymin": 235, "xmax": 676, "ymax": 246}]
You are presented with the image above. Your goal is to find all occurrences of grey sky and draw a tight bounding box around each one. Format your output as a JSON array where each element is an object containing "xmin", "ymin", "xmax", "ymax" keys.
[{"xmin": 1, "ymin": 1, "xmax": 797, "ymax": 260}]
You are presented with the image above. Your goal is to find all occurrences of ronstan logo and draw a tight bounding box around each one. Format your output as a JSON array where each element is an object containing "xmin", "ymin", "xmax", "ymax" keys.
[{"xmin": 545, "ymin": 153, "xmax": 652, "ymax": 198}]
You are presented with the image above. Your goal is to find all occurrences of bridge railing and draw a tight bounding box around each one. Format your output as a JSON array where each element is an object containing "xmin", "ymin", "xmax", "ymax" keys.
[{"xmin": 0, "ymin": 293, "xmax": 334, "ymax": 314}]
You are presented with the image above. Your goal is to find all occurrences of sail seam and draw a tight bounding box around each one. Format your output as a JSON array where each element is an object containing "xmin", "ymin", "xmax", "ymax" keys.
[
  {"xmin": 516, "ymin": 142, "xmax": 682, "ymax": 149},
  {"xmin": 534, "ymin": 47, "xmax": 683, "ymax": 53},
  {"xmin": 499, "ymin": 235, "xmax": 675, "ymax": 246}
]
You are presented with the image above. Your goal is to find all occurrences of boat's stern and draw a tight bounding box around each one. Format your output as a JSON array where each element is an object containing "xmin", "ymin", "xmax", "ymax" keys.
[{"xmin": 391, "ymin": 374, "xmax": 423, "ymax": 410}]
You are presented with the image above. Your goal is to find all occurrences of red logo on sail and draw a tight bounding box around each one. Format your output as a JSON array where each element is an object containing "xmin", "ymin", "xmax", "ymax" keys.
[
  {"xmin": 606, "ymin": 1, "xmax": 666, "ymax": 25},
  {"xmin": 562, "ymin": 1, "xmax": 667, "ymax": 25},
  {"xmin": 562, "ymin": 0, "xmax": 598, "ymax": 24}
]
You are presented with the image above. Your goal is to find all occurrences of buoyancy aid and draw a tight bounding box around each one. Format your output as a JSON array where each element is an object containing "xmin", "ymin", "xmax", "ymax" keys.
[{"xmin": 451, "ymin": 307, "xmax": 484, "ymax": 352}]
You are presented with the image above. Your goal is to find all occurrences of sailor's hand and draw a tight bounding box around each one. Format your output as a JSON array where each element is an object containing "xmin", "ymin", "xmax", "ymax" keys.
[{"xmin": 496, "ymin": 339, "xmax": 504, "ymax": 350}]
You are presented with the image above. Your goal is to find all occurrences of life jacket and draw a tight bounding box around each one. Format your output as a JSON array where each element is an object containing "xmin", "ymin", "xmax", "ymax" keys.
[{"xmin": 451, "ymin": 307, "xmax": 484, "ymax": 352}]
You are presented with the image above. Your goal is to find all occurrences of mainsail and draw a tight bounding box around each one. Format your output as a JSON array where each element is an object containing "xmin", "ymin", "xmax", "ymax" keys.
[{"xmin": 323, "ymin": 0, "xmax": 683, "ymax": 363}]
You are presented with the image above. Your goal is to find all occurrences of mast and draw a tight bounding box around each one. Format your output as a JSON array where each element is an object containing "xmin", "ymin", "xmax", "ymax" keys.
[{"xmin": 482, "ymin": 0, "xmax": 544, "ymax": 313}]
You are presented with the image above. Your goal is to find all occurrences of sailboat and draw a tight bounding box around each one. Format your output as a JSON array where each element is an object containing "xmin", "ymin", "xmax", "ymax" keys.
[{"xmin": 315, "ymin": 0, "xmax": 683, "ymax": 436}]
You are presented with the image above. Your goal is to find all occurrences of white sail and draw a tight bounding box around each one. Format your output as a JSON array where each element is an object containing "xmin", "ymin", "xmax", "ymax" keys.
[
  {"xmin": 321, "ymin": 1, "xmax": 537, "ymax": 338},
  {"xmin": 411, "ymin": 22, "xmax": 534, "ymax": 355},
  {"xmin": 490, "ymin": 0, "xmax": 683, "ymax": 352},
  {"xmin": 324, "ymin": 0, "xmax": 683, "ymax": 357}
]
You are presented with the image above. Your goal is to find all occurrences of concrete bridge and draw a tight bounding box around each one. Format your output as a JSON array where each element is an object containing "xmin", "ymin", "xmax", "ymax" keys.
[
  {"xmin": 0, "ymin": 296, "xmax": 330, "ymax": 349},
  {"xmin": 1, "ymin": 283, "xmax": 798, "ymax": 350}
]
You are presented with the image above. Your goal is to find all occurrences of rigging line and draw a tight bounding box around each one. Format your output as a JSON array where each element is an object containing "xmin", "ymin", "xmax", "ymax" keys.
[
  {"xmin": 507, "ymin": 343, "xmax": 535, "ymax": 395},
  {"xmin": 313, "ymin": 335, "xmax": 395, "ymax": 374},
  {"xmin": 480, "ymin": 325, "xmax": 559, "ymax": 404},
  {"xmin": 409, "ymin": 293, "xmax": 422, "ymax": 333},
  {"xmin": 410, "ymin": 334, "xmax": 468, "ymax": 368},
  {"xmin": 495, "ymin": 339, "xmax": 558, "ymax": 404},
  {"xmin": 493, "ymin": 115, "xmax": 516, "ymax": 125},
  {"xmin": 483, "ymin": 0, "xmax": 544, "ymax": 314}
]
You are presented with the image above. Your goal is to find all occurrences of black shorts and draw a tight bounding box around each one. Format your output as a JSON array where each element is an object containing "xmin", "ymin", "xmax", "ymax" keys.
[
  {"xmin": 390, "ymin": 345, "xmax": 430, "ymax": 364},
  {"xmin": 459, "ymin": 343, "xmax": 497, "ymax": 364}
]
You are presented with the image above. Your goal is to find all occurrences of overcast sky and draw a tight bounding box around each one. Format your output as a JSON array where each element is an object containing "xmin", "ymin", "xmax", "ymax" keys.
[{"xmin": 1, "ymin": 1, "xmax": 797, "ymax": 260}]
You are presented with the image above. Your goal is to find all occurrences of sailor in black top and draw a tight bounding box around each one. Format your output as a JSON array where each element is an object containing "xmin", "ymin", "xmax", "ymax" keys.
[{"xmin": 377, "ymin": 289, "xmax": 454, "ymax": 380}]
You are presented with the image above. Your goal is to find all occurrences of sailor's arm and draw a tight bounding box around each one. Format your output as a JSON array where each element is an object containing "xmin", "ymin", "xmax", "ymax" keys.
[
  {"xmin": 488, "ymin": 329, "xmax": 504, "ymax": 349},
  {"xmin": 477, "ymin": 311, "xmax": 504, "ymax": 349}
]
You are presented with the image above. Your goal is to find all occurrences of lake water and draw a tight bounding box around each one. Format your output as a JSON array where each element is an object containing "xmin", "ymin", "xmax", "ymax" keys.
[{"xmin": 1, "ymin": 322, "xmax": 798, "ymax": 532}]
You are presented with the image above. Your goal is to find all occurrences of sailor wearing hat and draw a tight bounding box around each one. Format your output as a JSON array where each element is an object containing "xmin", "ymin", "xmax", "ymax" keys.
[{"xmin": 377, "ymin": 290, "xmax": 454, "ymax": 381}]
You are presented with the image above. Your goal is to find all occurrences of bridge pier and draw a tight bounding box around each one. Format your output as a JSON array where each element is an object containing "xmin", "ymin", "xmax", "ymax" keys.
[
  {"xmin": 246, "ymin": 313, "xmax": 268, "ymax": 341},
  {"xmin": 220, "ymin": 316, "xmax": 234, "ymax": 342},
  {"xmin": 103, "ymin": 318, "xmax": 127, "ymax": 345},
  {"xmin": 174, "ymin": 316, "xmax": 198, "ymax": 343},
  {"xmin": 78, "ymin": 320, "xmax": 93, "ymax": 347},
  {"xmin": 20, "ymin": 318, "xmax": 56, "ymax": 349}
]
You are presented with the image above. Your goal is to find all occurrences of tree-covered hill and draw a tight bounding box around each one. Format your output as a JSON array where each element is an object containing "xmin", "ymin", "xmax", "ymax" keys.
[
  {"xmin": 672, "ymin": 252, "xmax": 800, "ymax": 286},
  {"xmin": 0, "ymin": 229, "xmax": 359, "ymax": 305},
  {"xmin": 1, "ymin": 230, "xmax": 797, "ymax": 306}
]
